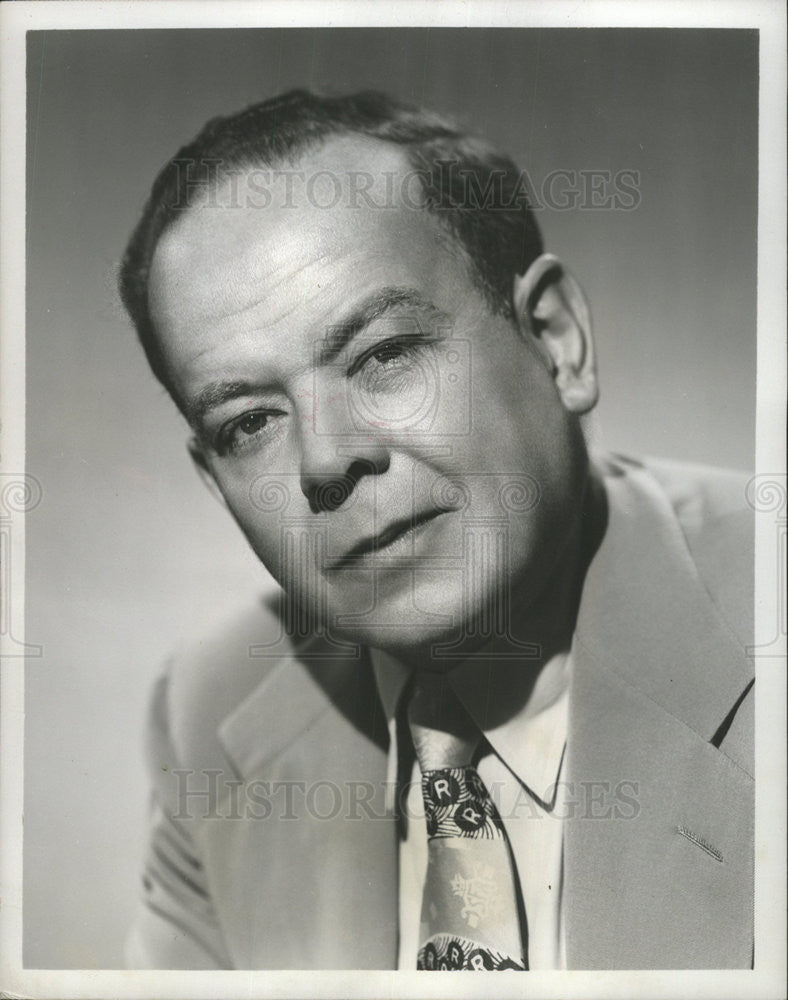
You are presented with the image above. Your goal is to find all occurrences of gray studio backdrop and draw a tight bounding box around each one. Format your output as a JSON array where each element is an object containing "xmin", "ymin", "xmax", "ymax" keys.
[{"xmin": 24, "ymin": 28, "xmax": 757, "ymax": 967}]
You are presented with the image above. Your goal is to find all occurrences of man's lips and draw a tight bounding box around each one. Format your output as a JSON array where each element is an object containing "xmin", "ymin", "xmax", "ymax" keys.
[{"xmin": 327, "ymin": 508, "xmax": 448, "ymax": 569}]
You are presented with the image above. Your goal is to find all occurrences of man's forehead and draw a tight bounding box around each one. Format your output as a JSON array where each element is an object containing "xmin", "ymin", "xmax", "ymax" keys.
[
  {"xmin": 280, "ymin": 132, "xmax": 419, "ymax": 200},
  {"xmin": 160, "ymin": 133, "xmax": 420, "ymax": 247},
  {"xmin": 149, "ymin": 134, "xmax": 433, "ymax": 314}
]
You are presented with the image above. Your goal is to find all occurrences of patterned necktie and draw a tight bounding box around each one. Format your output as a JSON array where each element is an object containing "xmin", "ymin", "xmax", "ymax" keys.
[{"xmin": 407, "ymin": 672, "xmax": 528, "ymax": 971}]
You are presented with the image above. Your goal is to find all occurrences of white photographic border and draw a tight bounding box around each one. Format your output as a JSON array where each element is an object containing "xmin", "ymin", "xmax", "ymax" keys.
[{"xmin": 1, "ymin": 2, "xmax": 785, "ymax": 998}]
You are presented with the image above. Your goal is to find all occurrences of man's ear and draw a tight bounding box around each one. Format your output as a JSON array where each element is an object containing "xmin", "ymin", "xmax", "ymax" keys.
[
  {"xmin": 512, "ymin": 253, "xmax": 598, "ymax": 415},
  {"xmin": 187, "ymin": 436, "xmax": 227, "ymax": 507}
]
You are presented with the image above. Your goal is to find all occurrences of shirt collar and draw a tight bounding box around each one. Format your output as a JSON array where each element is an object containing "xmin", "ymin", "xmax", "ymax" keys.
[{"xmin": 370, "ymin": 645, "xmax": 570, "ymax": 806}]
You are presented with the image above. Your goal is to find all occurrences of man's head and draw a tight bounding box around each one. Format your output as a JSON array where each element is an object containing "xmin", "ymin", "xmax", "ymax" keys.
[{"xmin": 121, "ymin": 90, "xmax": 598, "ymax": 657}]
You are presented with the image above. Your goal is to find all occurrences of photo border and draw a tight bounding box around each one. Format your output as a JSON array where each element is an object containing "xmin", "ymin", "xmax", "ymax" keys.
[{"xmin": 1, "ymin": 2, "xmax": 785, "ymax": 998}]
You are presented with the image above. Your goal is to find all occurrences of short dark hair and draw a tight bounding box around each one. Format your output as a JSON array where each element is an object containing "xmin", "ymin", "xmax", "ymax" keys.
[{"xmin": 119, "ymin": 89, "xmax": 543, "ymax": 404}]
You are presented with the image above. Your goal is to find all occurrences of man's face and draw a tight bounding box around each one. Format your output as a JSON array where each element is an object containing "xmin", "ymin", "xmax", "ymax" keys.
[{"xmin": 148, "ymin": 136, "xmax": 587, "ymax": 654}]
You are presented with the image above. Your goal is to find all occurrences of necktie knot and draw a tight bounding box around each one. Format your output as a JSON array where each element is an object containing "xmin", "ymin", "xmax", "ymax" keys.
[{"xmin": 406, "ymin": 672, "xmax": 479, "ymax": 771}]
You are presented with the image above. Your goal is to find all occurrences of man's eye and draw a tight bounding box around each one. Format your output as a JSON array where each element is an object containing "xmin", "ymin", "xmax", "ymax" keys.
[
  {"xmin": 370, "ymin": 342, "xmax": 407, "ymax": 365},
  {"xmin": 218, "ymin": 410, "xmax": 282, "ymax": 456},
  {"xmin": 237, "ymin": 412, "xmax": 269, "ymax": 436},
  {"xmin": 351, "ymin": 338, "xmax": 421, "ymax": 376}
]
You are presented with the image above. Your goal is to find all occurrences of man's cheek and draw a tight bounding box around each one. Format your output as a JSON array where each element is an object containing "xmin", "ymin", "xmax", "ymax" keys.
[
  {"xmin": 228, "ymin": 504, "xmax": 285, "ymax": 575},
  {"xmin": 242, "ymin": 517, "xmax": 326, "ymax": 591}
]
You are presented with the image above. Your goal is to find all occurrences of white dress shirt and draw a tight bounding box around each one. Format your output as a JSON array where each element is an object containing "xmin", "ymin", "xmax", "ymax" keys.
[{"xmin": 370, "ymin": 646, "xmax": 571, "ymax": 970}]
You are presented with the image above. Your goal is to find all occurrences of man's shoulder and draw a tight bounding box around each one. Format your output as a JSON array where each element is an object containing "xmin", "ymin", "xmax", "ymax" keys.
[
  {"xmin": 596, "ymin": 450, "xmax": 751, "ymax": 515},
  {"xmin": 150, "ymin": 591, "xmax": 369, "ymax": 773},
  {"xmin": 152, "ymin": 594, "xmax": 296, "ymax": 768},
  {"xmin": 638, "ymin": 453, "xmax": 751, "ymax": 525},
  {"xmin": 598, "ymin": 452, "xmax": 754, "ymax": 647}
]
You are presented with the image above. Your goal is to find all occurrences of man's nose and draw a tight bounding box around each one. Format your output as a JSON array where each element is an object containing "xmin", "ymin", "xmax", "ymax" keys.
[{"xmin": 298, "ymin": 405, "xmax": 390, "ymax": 514}]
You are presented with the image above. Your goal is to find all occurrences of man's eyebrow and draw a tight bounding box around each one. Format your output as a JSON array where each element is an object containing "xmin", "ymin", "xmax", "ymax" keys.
[
  {"xmin": 187, "ymin": 379, "xmax": 261, "ymax": 433},
  {"xmin": 319, "ymin": 286, "xmax": 446, "ymax": 364}
]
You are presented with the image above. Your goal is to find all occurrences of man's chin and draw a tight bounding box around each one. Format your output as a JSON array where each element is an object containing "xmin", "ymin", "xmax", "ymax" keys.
[
  {"xmin": 319, "ymin": 571, "xmax": 529, "ymax": 664},
  {"xmin": 336, "ymin": 620, "xmax": 461, "ymax": 656}
]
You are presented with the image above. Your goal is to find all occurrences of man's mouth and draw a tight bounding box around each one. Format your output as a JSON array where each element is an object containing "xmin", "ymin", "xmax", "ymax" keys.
[{"xmin": 327, "ymin": 508, "xmax": 447, "ymax": 569}]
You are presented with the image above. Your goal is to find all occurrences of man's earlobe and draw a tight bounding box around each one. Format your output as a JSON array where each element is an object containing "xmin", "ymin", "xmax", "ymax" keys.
[
  {"xmin": 187, "ymin": 436, "xmax": 227, "ymax": 507},
  {"xmin": 512, "ymin": 253, "xmax": 599, "ymax": 415}
]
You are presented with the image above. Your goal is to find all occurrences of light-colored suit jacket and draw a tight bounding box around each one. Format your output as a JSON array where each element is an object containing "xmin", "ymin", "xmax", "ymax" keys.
[{"xmin": 127, "ymin": 454, "xmax": 754, "ymax": 970}]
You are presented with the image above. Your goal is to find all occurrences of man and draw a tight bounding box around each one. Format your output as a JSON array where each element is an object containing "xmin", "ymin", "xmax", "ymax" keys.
[{"xmin": 120, "ymin": 90, "xmax": 753, "ymax": 970}]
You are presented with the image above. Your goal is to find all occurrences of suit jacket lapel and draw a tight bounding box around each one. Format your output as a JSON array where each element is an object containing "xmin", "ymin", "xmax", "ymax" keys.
[
  {"xmin": 213, "ymin": 646, "xmax": 398, "ymax": 969},
  {"xmin": 565, "ymin": 462, "xmax": 753, "ymax": 968}
]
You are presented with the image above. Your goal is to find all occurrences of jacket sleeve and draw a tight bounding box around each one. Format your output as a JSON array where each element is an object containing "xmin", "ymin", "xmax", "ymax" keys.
[{"xmin": 125, "ymin": 672, "xmax": 234, "ymax": 969}]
